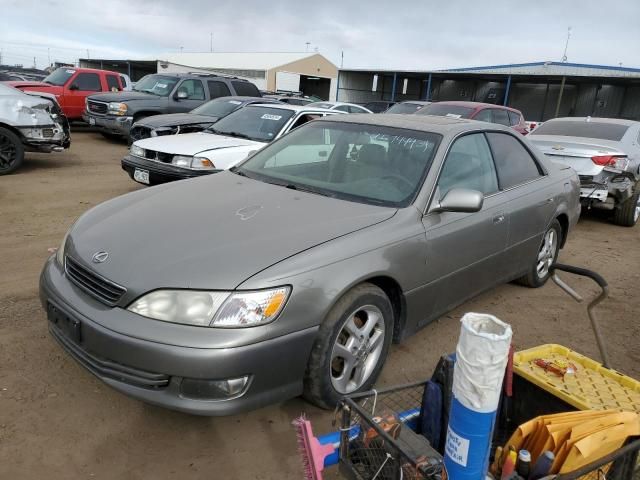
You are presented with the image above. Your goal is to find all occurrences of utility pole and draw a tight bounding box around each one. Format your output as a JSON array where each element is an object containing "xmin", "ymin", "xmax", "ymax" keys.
[
  {"xmin": 341, "ymin": 50, "xmax": 344, "ymax": 68},
  {"xmin": 86, "ymin": 49, "xmax": 90, "ymax": 59},
  {"xmin": 47, "ymin": 47, "xmax": 51, "ymax": 67},
  {"xmin": 180, "ymin": 46, "xmax": 184, "ymax": 53},
  {"xmin": 561, "ymin": 26, "xmax": 571, "ymax": 62},
  {"xmin": 210, "ymin": 33, "xmax": 213, "ymax": 52},
  {"xmin": 305, "ymin": 42, "xmax": 310, "ymax": 52}
]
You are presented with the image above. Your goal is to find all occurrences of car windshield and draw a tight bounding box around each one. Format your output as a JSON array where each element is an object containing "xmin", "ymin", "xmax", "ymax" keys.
[
  {"xmin": 307, "ymin": 102, "xmax": 334, "ymax": 109},
  {"xmin": 43, "ymin": 68, "xmax": 76, "ymax": 86},
  {"xmin": 133, "ymin": 75, "xmax": 179, "ymax": 96},
  {"xmin": 530, "ymin": 120, "xmax": 630, "ymax": 141},
  {"xmin": 207, "ymin": 106, "xmax": 295, "ymax": 142},
  {"xmin": 234, "ymin": 121, "xmax": 441, "ymax": 207},
  {"xmin": 191, "ymin": 98, "xmax": 245, "ymax": 117},
  {"xmin": 386, "ymin": 103, "xmax": 426, "ymax": 114},
  {"xmin": 416, "ymin": 104, "xmax": 475, "ymax": 118}
]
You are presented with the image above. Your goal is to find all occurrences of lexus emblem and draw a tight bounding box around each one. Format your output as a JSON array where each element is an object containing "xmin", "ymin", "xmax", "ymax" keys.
[{"xmin": 92, "ymin": 251, "xmax": 109, "ymax": 263}]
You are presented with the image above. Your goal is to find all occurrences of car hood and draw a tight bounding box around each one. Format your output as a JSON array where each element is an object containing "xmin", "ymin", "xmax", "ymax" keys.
[
  {"xmin": 88, "ymin": 91, "xmax": 157, "ymax": 102},
  {"xmin": 136, "ymin": 113, "xmax": 219, "ymax": 129},
  {"xmin": 7, "ymin": 81, "xmax": 62, "ymax": 94},
  {"xmin": 67, "ymin": 172, "xmax": 396, "ymax": 293},
  {"xmin": 135, "ymin": 131, "xmax": 261, "ymax": 155}
]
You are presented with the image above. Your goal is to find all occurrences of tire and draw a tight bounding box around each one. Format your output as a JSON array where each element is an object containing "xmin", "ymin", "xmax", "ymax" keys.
[
  {"xmin": 612, "ymin": 192, "xmax": 640, "ymax": 227},
  {"xmin": 0, "ymin": 127, "xmax": 25, "ymax": 175},
  {"xmin": 516, "ymin": 219, "xmax": 562, "ymax": 288},
  {"xmin": 100, "ymin": 132, "xmax": 123, "ymax": 141},
  {"xmin": 303, "ymin": 283, "xmax": 394, "ymax": 409}
]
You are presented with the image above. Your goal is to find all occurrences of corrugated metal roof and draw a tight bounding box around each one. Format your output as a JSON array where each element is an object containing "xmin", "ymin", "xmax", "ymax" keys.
[
  {"xmin": 438, "ymin": 61, "xmax": 640, "ymax": 77},
  {"xmin": 158, "ymin": 52, "xmax": 318, "ymax": 71}
]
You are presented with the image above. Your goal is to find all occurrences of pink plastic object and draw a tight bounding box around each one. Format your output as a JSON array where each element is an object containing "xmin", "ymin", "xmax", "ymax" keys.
[{"xmin": 292, "ymin": 415, "xmax": 335, "ymax": 480}]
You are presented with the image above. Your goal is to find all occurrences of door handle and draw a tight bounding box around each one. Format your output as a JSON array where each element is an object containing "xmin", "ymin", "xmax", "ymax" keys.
[{"xmin": 493, "ymin": 214, "xmax": 505, "ymax": 224}]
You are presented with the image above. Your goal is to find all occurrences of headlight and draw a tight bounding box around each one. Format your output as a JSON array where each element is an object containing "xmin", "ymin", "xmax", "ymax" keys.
[
  {"xmin": 130, "ymin": 144, "xmax": 145, "ymax": 157},
  {"xmin": 127, "ymin": 287, "xmax": 290, "ymax": 328},
  {"xmin": 55, "ymin": 229, "xmax": 71, "ymax": 266},
  {"xmin": 171, "ymin": 155, "xmax": 215, "ymax": 169},
  {"xmin": 107, "ymin": 102, "xmax": 128, "ymax": 116}
]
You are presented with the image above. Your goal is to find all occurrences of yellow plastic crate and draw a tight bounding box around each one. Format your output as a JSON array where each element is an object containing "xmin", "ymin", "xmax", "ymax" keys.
[{"xmin": 513, "ymin": 344, "xmax": 640, "ymax": 413}]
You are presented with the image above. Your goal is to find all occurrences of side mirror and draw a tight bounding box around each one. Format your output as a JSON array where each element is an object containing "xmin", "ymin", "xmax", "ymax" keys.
[
  {"xmin": 68, "ymin": 83, "xmax": 79, "ymax": 91},
  {"xmin": 175, "ymin": 90, "xmax": 188, "ymax": 100},
  {"xmin": 430, "ymin": 188, "xmax": 484, "ymax": 214}
]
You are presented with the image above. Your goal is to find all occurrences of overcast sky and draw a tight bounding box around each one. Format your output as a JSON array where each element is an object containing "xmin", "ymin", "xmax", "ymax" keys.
[{"xmin": 1, "ymin": 0, "xmax": 639, "ymax": 71}]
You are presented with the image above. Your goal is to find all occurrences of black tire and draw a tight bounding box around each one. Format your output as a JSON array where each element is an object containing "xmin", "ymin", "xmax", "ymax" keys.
[
  {"xmin": 516, "ymin": 219, "xmax": 562, "ymax": 288},
  {"xmin": 100, "ymin": 132, "xmax": 123, "ymax": 141},
  {"xmin": 0, "ymin": 127, "xmax": 25, "ymax": 175},
  {"xmin": 303, "ymin": 283, "xmax": 394, "ymax": 409},
  {"xmin": 612, "ymin": 192, "xmax": 640, "ymax": 227}
]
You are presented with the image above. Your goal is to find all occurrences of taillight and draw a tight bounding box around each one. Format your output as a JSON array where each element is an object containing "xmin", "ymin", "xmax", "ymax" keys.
[{"xmin": 591, "ymin": 155, "xmax": 629, "ymax": 170}]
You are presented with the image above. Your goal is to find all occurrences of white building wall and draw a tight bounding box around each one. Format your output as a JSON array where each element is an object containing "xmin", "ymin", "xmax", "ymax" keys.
[{"xmin": 156, "ymin": 61, "xmax": 266, "ymax": 90}]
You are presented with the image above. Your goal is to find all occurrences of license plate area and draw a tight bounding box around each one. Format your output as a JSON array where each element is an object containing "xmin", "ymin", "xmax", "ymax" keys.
[
  {"xmin": 579, "ymin": 186, "xmax": 608, "ymax": 202},
  {"xmin": 133, "ymin": 168, "xmax": 150, "ymax": 184},
  {"xmin": 47, "ymin": 302, "xmax": 82, "ymax": 344}
]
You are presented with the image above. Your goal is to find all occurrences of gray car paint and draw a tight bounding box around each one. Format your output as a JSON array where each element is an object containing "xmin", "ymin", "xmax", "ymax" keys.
[{"xmin": 40, "ymin": 114, "xmax": 580, "ymax": 414}]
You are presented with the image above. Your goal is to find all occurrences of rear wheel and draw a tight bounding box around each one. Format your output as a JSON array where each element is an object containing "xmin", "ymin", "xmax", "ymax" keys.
[
  {"xmin": 516, "ymin": 219, "xmax": 561, "ymax": 288},
  {"xmin": 303, "ymin": 284, "xmax": 394, "ymax": 409},
  {"xmin": 0, "ymin": 127, "xmax": 24, "ymax": 175},
  {"xmin": 612, "ymin": 193, "xmax": 640, "ymax": 227}
]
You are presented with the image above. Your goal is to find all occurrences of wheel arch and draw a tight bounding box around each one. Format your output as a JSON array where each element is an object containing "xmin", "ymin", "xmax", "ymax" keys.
[
  {"xmin": 555, "ymin": 212, "xmax": 569, "ymax": 248},
  {"xmin": 0, "ymin": 122, "xmax": 25, "ymax": 140}
]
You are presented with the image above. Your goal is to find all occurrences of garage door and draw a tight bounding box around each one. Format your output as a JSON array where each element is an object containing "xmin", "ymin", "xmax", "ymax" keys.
[{"xmin": 276, "ymin": 71, "xmax": 300, "ymax": 92}]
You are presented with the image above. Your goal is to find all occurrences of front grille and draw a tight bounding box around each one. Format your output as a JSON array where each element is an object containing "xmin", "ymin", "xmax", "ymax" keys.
[
  {"xmin": 50, "ymin": 325, "xmax": 170, "ymax": 389},
  {"xmin": 42, "ymin": 128, "xmax": 54, "ymax": 138},
  {"xmin": 87, "ymin": 100, "xmax": 108, "ymax": 115},
  {"xmin": 144, "ymin": 149, "xmax": 174, "ymax": 163},
  {"xmin": 65, "ymin": 256, "xmax": 126, "ymax": 306}
]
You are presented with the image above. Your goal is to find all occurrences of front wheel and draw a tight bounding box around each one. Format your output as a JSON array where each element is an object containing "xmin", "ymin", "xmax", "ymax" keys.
[
  {"xmin": 303, "ymin": 283, "xmax": 394, "ymax": 409},
  {"xmin": 612, "ymin": 192, "xmax": 640, "ymax": 227},
  {"xmin": 516, "ymin": 219, "xmax": 562, "ymax": 288},
  {"xmin": 0, "ymin": 127, "xmax": 25, "ymax": 175}
]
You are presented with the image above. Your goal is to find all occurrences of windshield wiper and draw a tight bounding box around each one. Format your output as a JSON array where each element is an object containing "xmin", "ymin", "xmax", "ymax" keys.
[
  {"xmin": 230, "ymin": 167, "xmax": 248, "ymax": 177},
  {"xmin": 283, "ymin": 183, "xmax": 334, "ymax": 198},
  {"xmin": 220, "ymin": 131, "xmax": 252, "ymax": 140}
]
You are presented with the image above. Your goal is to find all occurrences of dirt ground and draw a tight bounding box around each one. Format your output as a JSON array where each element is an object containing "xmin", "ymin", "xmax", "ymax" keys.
[{"xmin": 0, "ymin": 131, "xmax": 638, "ymax": 479}]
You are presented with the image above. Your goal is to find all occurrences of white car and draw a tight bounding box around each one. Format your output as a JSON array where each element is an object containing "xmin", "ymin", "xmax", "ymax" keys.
[
  {"xmin": 529, "ymin": 117, "xmax": 640, "ymax": 226},
  {"xmin": 306, "ymin": 101, "xmax": 373, "ymax": 114},
  {"xmin": 122, "ymin": 103, "xmax": 344, "ymax": 185}
]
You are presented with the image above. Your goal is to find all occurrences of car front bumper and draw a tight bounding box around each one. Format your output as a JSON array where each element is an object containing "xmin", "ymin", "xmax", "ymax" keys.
[
  {"xmin": 39, "ymin": 256, "xmax": 318, "ymax": 415},
  {"xmin": 83, "ymin": 112, "xmax": 133, "ymax": 136},
  {"xmin": 121, "ymin": 155, "xmax": 218, "ymax": 185}
]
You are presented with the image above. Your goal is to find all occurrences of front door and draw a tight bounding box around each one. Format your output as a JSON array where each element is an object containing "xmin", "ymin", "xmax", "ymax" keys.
[
  {"xmin": 419, "ymin": 133, "xmax": 510, "ymax": 323},
  {"xmin": 64, "ymin": 72, "xmax": 103, "ymax": 119},
  {"xmin": 168, "ymin": 79, "xmax": 206, "ymax": 113}
]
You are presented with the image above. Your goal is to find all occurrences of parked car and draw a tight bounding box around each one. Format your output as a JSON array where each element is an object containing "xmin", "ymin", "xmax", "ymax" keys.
[
  {"xmin": 305, "ymin": 101, "xmax": 373, "ymax": 114},
  {"xmin": 263, "ymin": 94, "xmax": 313, "ymax": 106},
  {"xmin": 41, "ymin": 114, "xmax": 580, "ymax": 415},
  {"xmin": 128, "ymin": 96, "xmax": 280, "ymax": 142},
  {"xmin": 361, "ymin": 100, "xmax": 396, "ymax": 113},
  {"xmin": 0, "ymin": 83, "xmax": 70, "ymax": 174},
  {"xmin": 417, "ymin": 101, "xmax": 528, "ymax": 135},
  {"xmin": 122, "ymin": 103, "xmax": 343, "ymax": 185},
  {"xmin": 528, "ymin": 117, "xmax": 640, "ymax": 226},
  {"xmin": 119, "ymin": 73, "xmax": 133, "ymax": 91},
  {"xmin": 84, "ymin": 73, "xmax": 261, "ymax": 140},
  {"xmin": 5, "ymin": 67, "xmax": 124, "ymax": 120},
  {"xmin": 385, "ymin": 100, "xmax": 431, "ymax": 114}
]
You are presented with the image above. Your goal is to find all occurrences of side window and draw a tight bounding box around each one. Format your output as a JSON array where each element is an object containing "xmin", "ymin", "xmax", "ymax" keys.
[
  {"xmin": 207, "ymin": 81, "xmax": 231, "ymax": 99},
  {"xmin": 473, "ymin": 109, "xmax": 492, "ymax": 122},
  {"xmin": 334, "ymin": 105, "xmax": 350, "ymax": 113},
  {"xmin": 492, "ymin": 109, "xmax": 511, "ymax": 126},
  {"xmin": 348, "ymin": 105, "xmax": 368, "ymax": 114},
  {"xmin": 176, "ymin": 79, "xmax": 205, "ymax": 100},
  {"xmin": 119, "ymin": 75, "xmax": 128, "ymax": 88},
  {"xmin": 106, "ymin": 75, "xmax": 121, "ymax": 92},
  {"xmin": 437, "ymin": 133, "xmax": 498, "ymax": 197},
  {"xmin": 73, "ymin": 73, "xmax": 101, "ymax": 91},
  {"xmin": 289, "ymin": 113, "xmax": 321, "ymax": 130},
  {"xmin": 507, "ymin": 111, "xmax": 521, "ymax": 126},
  {"xmin": 486, "ymin": 133, "xmax": 543, "ymax": 189},
  {"xmin": 231, "ymin": 80, "xmax": 260, "ymax": 97}
]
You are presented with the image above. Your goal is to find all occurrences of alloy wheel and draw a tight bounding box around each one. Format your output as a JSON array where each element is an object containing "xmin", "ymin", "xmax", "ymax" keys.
[
  {"xmin": 330, "ymin": 305, "xmax": 386, "ymax": 394},
  {"xmin": 0, "ymin": 133, "xmax": 18, "ymax": 171},
  {"xmin": 634, "ymin": 195, "xmax": 640, "ymax": 223},
  {"xmin": 536, "ymin": 228, "xmax": 557, "ymax": 279}
]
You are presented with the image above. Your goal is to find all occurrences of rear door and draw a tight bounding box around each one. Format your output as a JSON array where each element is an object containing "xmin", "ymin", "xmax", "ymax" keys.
[
  {"xmin": 168, "ymin": 79, "xmax": 206, "ymax": 113},
  {"xmin": 64, "ymin": 71, "xmax": 103, "ymax": 119},
  {"xmin": 420, "ymin": 132, "xmax": 510, "ymax": 322},
  {"xmin": 485, "ymin": 132, "xmax": 555, "ymax": 274}
]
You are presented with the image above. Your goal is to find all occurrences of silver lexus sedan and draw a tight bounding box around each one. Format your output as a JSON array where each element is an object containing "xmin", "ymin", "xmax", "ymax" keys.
[{"xmin": 40, "ymin": 115, "xmax": 580, "ymax": 415}]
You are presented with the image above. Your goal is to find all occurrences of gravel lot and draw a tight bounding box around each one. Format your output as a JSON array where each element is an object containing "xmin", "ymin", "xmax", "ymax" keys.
[{"xmin": 1, "ymin": 131, "xmax": 638, "ymax": 479}]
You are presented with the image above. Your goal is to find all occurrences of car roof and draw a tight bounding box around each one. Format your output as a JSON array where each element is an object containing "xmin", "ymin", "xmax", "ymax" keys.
[
  {"xmin": 245, "ymin": 103, "xmax": 336, "ymax": 112},
  {"xmin": 547, "ymin": 117, "xmax": 640, "ymax": 126},
  {"xmin": 432, "ymin": 100, "xmax": 520, "ymax": 113},
  {"xmin": 398, "ymin": 100, "xmax": 432, "ymax": 106},
  {"xmin": 317, "ymin": 112, "xmax": 509, "ymax": 134},
  {"xmin": 213, "ymin": 96, "xmax": 274, "ymax": 102}
]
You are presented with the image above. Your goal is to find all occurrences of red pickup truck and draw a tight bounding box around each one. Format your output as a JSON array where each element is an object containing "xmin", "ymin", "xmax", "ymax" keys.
[{"xmin": 6, "ymin": 67, "xmax": 124, "ymax": 120}]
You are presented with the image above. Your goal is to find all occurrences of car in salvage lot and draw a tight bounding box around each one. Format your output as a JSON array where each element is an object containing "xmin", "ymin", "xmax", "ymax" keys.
[
  {"xmin": 122, "ymin": 103, "xmax": 343, "ymax": 185},
  {"xmin": 0, "ymin": 83, "xmax": 70, "ymax": 175},
  {"xmin": 529, "ymin": 117, "xmax": 640, "ymax": 226},
  {"xmin": 40, "ymin": 114, "xmax": 580, "ymax": 415}
]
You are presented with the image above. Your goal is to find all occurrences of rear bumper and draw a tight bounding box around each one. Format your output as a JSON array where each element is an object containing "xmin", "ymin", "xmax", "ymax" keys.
[
  {"xmin": 39, "ymin": 256, "xmax": 318, "ymax": 415},
  {"xmin": 83, "ymin": 112, "xmax": 133, "ymax": 136},
  {"xmin": 121, "ymin": 155, "xmax": 218, "ymax": 185},
  {"xmin": 579, "ymin": 173, "xmax": 636, "ymax": 205}
]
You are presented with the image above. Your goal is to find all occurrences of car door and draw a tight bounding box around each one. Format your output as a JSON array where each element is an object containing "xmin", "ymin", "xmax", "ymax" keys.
[
  {"xmin": 485, "ymin": 132, "xmax": 555, "ymax": 274},
  {"xmin": 168, "ymin": 79, "xmax": 206, "ymax": 113},
  {"xmin": 64, "ymin": 72, "xmax": 102, "ymax": 119},
  {"xmin": 207, "ymin": 80, "xmax": 232, "ymax": 101},
  {"xmin": 419, "ymin": 132, "xmax": 510, "ymax": 323}
]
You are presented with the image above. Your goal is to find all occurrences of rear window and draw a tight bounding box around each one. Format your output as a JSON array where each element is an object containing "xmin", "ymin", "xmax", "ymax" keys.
[
  {"xmin": 231, "ymin": 81, "xmax": 260, "ymax": 97},
  {"xmin": 386, "ymin": 103, "xmax": 425, "ymax": 114},
  {"xmin": 106, "ymin": 75, "xmax": 121, "ymax": 91},
  {"xmin": 531, "ymin": 120, "xmax": 629, "ymax": 141},
  {"xmin": 207, "ymin": 81, "xmax": 232, "ymax": 99},
  {"xmin": 416, "ymin": 104, "xmax": 475, "ymax": 119},
  {"xmin": 507, "ymin": 110, "xmax": 521, "ymax": 126}
]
